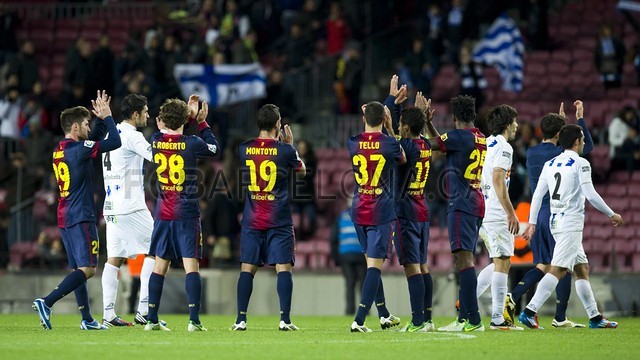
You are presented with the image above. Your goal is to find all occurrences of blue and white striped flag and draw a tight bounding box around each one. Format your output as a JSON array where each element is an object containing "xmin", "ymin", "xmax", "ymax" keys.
[
  {"xmin": 617, "ymin": 0, "xmax": 640, "ymax": 13},
  {"xmin": 472, "ymin": 13, "xmax": 524, "ymax": 92},
  {"xmin": 174, "ymin": 63, "xmax": 266, "ymax": 107}
]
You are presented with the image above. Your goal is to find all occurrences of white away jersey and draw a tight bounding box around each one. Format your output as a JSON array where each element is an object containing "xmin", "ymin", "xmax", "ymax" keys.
[
  {"xmin": 102, "ymin": 122, "xmax": 152, "ymax": 215},
  {"xmin": 535, "ymin": 150, "xmax": 591, "ymax": 232},
  {"xmin": 481, "ymin": 134, "xmax": 513, "ymax": 222}
]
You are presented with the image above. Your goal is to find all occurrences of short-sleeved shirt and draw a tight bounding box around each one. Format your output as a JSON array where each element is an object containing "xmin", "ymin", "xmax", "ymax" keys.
[
  {"xmin": 103, "ymin": 122, "xmax": 153, "ymax": 215},
  {"xmin": 347, "ymin": 132, "xmax": 405, "ymax": 225},
  {"xmin": 436, "ymin": 128, "xmax": 487, "ymax": 217},
  {"xmin": 239, "ymin": 138, "xmax": 303, "ymax": 230},
  {"xmin": 537, "ymin": 150, "xmax": 592, "ymax": 232},
  {"xmin": 396, "ymin": 136, "xmax": 432, "ymax": 222},
  {"xmin": 481, "ymin": 134, "xmax": 513, "ymax": 222},
  {"xmin": 53, "ymin": 138, "xmax": 101, "ymax": 227},
  {"xmin": 151, "ymin": 125, "xmax": 219, "ymax": 221}
]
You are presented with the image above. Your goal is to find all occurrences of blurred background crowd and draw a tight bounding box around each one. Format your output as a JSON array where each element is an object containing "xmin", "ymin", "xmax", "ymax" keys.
[{"xmin": 0, "ymin": 0, "xmax": 639, "ymax": 275}]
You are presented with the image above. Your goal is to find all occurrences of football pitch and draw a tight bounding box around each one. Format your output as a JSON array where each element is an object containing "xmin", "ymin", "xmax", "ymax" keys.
[{"xmin": 1, "ymin": 315, "xmax": 636, "ymax": 359}]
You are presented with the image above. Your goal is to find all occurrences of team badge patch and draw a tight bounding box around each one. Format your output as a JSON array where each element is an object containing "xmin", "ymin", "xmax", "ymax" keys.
[
  {"xmin": 207, "ymin": 144, "xmax": 217, "ymax": 153},
  {"xmin": 84, "ymin": 140, "xmax": 95, "ymax": 148},
  {"xmin": 440, "ymin": 133, "xmax": 448, "ymax": 141}
]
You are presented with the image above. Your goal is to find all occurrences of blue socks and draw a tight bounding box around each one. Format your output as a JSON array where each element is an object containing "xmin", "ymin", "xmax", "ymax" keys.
[
  {"xmin": 511, "ymin": 267, "xmax": 545, "ymax": 302},
  {"xmin": 236, "ymin": 271, "xmax": 253, "ymax": 323},
  {"xmin": 277, "ymin": 271, "xmax": 293, "ymax": 323},
  {"xmin": 459, "ymin": 267, "xmax": 480, "ymax": 325},
  {"xmin": 43, "ymin": 269, "xmax": 87, "ymax": 308},
  {"xmin": 555, "ymin": 272, "xmax": 572, "ymax": 322},
  {"xmin": 407, "ymin": 274, "xmax": 425, "ymax": 325},
  {"xmin": 147, "ymin": 272, "xmax": 165, "ymax": 324},
  {"xmin": 185, "ymin": 272, "xmax": 201, "ymax": 323},
  {"xmin": 355, "ymin": 268, "xmax": 381, "ymax": 326},
  {"xmin": 375, "ymin": 278, "xmax": 390, "ymax": 318},
  {"xmin": 423, "ymin": 273, "xmax": 433, "ymax": 321},
  {"xmin": 73, "ymin": 282, "xmax": 93, "ymax": 322}
]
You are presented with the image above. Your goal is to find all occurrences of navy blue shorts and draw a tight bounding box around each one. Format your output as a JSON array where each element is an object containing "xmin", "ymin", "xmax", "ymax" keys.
[
  {"xmin": 61, "ymin": 222, "xmax": 99, "ymax": 269},
  {"xmin": 240, "ymin": 225, "xmax": 295, "ymax": 266},
  {"xmin": 150, "ymin": 218, "xmax": 203, "ymax": 260},
  {"xmin": 354, "ymin": 221, "xmax": 394, "ymax": 259},
  {"xmin": 394, "ymin": 219, "xmax": 429, "ymax": 265},
  {"xmin": 531, "ymin": 206, "xmax": 555, "ymax": 264},
  {"xmin": 447, "ymin": 211, "xmax": 482, "ymax": 252}
]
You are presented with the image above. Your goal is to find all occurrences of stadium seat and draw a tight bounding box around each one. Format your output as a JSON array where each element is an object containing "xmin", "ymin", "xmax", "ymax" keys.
[
  {"xmin": 583, "ymin": 240, "xmax": 612, "ymax": 273},
  {"xmin": 613, "ymin": 240, "xmax": 634, "ymax": 273},
  {"xmin": 609, "ymin": 171, "xmax": 631, "ymax": 184}
]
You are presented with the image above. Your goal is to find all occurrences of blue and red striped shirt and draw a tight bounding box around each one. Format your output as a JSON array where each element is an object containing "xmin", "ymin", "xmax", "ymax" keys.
[
  {"xmin": 151, "ymin": 122, "xmax": 219, "ymax": 220},
  {"xmin": 396, "ymin": 136, "xmax": 432, "ymax": 222}
]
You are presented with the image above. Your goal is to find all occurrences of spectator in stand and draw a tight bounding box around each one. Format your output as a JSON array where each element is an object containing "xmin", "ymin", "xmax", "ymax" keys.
[
  {"xmin": 326, "ymin": 2, "xmax": 351, "ymax": 55},
  {"xmin": 0, "ymin": 85, "xmax": 21, "ymax": 139},
  {"xmin": 422, "ymin": 3, "xmax": 445, "ymax": 74},
  {"xmin": 405, "ymin": 37, "xmax": 434, "ymax": 97},
  {"xmin": 231, "ymin": 29, "xmax": 258, "ymax": 64},
  {"xmin": 444, "ymin": 0, "xmax": 468, "ymax": 65},
  {"xmin": 614, "ymin": 126, "xmax": 640, "ymax": 172},
  {"xmin": 0, "ymin": 3, "xmax": 20, "ymax": 67},
  {"xmin": 330, "ymin": 198, "xmax": 366, "ymax": 315},
  {"xmin": 263, "ymin": 70, "xmax": 297, "ymax": 122},
  {"xmin": 18, "ymin": 95, "xmax": 49, "ymax": 137},
  {"xmin": 63, "ymin": 39, "xmax": 92, "ymax": 106},
  {"xmin": 7, "ymin": 41, "xmax": 39, "ymax": 94},
  {"xmin": 220, "ymin": 0, "xmax": 250, "ymax": 40},
  {"xmin": 458, "ymin": 44, "xmax": 487, "ymax": 110},
  {"xmin": 521, "ymin": 0, "xmax": 549, "ymax": 51},
  {"xmin": 283, "ymin": 22, "xmax": 311, "ymax": 69},
  {"xmin": 295, "ymin": 0, "xmax": 323, "ymax": 40},
  {"xmin": 594, "ymin": 24, "xmax": 625, "ymax": 89},
  {"xmin": 292, "ymin": 139, "xmax": 317, "ymax": 240},
  {"xmin": 159, "ymin": 34, "xmax": 184, "ymax": 99},
  {"xmin": 90, "ymin": 35, "xmax": 115, "ymax": 96},
  {"xmin": 608, "ymin": 105, "xmax": 638, "ymax": 158},
  {"xmin": 334, "ymin": 41, "xmax": 362, "ymax": 114}
]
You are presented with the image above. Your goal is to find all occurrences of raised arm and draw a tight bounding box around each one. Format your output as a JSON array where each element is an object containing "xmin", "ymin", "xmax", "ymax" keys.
[
  {"xmin": 89, "ymin": 90, "xmax": 112, "ymax": 141},
  {"xmin": 382, "ymin": 74, "xmax": 406, "ymax": 133},
  {"xmin": 574, "ymin": 100, "xmax": 594, "ymax": 156},
  {"xmin": 91, "ymin": 93, "xmax": 121, "ymax": 153},
  {"xmin": 193, "ymin": 101, "xmax": 220, "ymax": 158}
]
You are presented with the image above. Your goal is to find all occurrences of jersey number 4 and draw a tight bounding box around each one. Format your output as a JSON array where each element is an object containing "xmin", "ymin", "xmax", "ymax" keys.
[
  {"xmin": 246, "ymin": 159, "xmax": 277, "ymax": 192},
  {"xmin": 155, "ymin": 153, "xmax": 186, "ymax": 185},
  {"xmin": 103, "ymin": 152, "xmax": 112, "ymax": 171},
  {"xmin": 352, "ymin": 154, "xmax": 386, "ymax": 187}
]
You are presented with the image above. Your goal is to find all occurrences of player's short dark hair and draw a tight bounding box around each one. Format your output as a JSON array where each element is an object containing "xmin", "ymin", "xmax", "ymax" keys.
[
  {"xmin": 364, "ymin": 101, "xmax": 385, "ymax": 127},
  {"xmin": 450, "ymin": 95, "xmax": 476, "ymax": 124},
  {"xmin": 540, "ymin": 113, "xmax": 566, "ymax": 139},
  {"xmin": 121, "ymin": 94, "xmax": 148, "ymax": 120},
  {"xmin": 158, "ymin": 98, "xmax": 189, "ymax": 130},
  {"xmin": 60, "ymin": 106, "xmax": 91, "ymax": 134},
  {"xmin": 558, "ymin": 124, "xmax": 583, "ymax": 149},
  {"xmin": 256, "ymin": 104, "xmax": 280, "ymax": 130},
  {"xmin": 487, "ymin": 104, "xmax": 517, "ymax": 135},
  {"xmin": 401, "ymin": 108, "xmax": 426, "ymax": 136}
]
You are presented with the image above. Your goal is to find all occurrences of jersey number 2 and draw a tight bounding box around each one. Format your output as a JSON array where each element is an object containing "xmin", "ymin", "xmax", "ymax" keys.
[{"xmin": 552, "ymin": 172, "xmax": 562, "ymax": 200}]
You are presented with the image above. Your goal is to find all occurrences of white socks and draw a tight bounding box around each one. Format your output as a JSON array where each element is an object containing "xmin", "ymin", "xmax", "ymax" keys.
[
  {"xmin": 526, "ymin": 273, "xmax": 559, "ymax": 313},
  {"xmin": 476, "ymin": 263, "xmax": 495, "ymax": 297},
  {"xmin": 575, "ymin": 279, "xmax": 599, "ymax": 319},
  {"xmin": 491, "ymin": 271, "xmax": 508, "ymax": 324},
  {"xmin": 102, "ymin": 263, "xmax": 119, "ymax": 321},
  {"xmin": 137, "ymin": 257, "xmax": 156, "ymax": 315}
]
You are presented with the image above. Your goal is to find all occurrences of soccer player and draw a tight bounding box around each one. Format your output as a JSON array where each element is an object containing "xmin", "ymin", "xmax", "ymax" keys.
[
  {"xmin": 348, "ymin": 101, "xmax": 406, "ymax": 333},
  {"xmin": 389, "ymin": 92, "xmax": 435, "ymax": 333},
  {"xmin": 519, "ymin": 124, "xmax": 622, "ymax": 329},
  {"xmin": 230, "ymin": 104, "xmax": 306, "ymax": 331},
  {"xmin": 474, "ymin": 104, "xmax": 523, "ymax": 330},
  {"xmin": 144, "ymin": 98, "xmax": 219, "ymax": 332},
  {"xmin": 423, "ymin": 95, "xmax": 486, "ymax": 332},
  {"xmin": 101, "ymin": 94, "xmax": 201, "ymax": 327},
  {"xmin": 33, "ymin": 91, "xmax": 122, "ymax": 330},
  {"xmin": 504, "ymin": 101, "xmax": 593, "ymax": 328}
]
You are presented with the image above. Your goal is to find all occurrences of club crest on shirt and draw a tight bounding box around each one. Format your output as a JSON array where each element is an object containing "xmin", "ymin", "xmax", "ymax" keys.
[
  {"xmin": 440, "ymin": 133, "xmax": 448, "ymax": 141},
  {"xmin": 84, "ymin": 140, "xmax": 95, "ymax": 148}
]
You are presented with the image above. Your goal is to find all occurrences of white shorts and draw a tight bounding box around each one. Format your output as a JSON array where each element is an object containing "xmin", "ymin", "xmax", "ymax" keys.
[
  {"xmin": 105, "ymin": 210, "xmax": 153, "ymax": 258},
  {"xmin": 550, "ymin": 231, "xmax": 587, "ymax": 270},
  {"xmin": 479, "ymin": 221, "xmax": 514, "ymax": 258}
]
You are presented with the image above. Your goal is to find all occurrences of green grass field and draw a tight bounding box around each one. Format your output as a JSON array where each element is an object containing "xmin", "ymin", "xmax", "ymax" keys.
[{"xmin": 0, "ymin": 314, "xmax": 636, "ymax": 360}]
